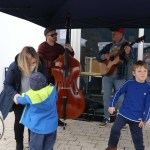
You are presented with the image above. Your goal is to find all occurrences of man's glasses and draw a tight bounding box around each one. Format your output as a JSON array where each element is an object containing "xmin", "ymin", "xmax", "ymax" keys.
[{"xmin": 47, "ymin": 33, "xmax": 58, "ymax": 37}]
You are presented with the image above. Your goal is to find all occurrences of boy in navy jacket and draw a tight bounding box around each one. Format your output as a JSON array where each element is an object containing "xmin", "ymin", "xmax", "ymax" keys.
[{"xmin": 106, "ymin": 60, "xmax": 150, "ymax": 150}]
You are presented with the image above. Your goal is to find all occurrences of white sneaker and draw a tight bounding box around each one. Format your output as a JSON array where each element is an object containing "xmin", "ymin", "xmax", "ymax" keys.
[{"xmin": 122, "ymin": 124, "xmax": 128, "ymax": 131}]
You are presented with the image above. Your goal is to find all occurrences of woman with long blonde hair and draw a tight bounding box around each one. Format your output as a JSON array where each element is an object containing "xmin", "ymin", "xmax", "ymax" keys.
[{"xmin": 2, "ymin": 46, "xmax": 46, "ymax": 150}]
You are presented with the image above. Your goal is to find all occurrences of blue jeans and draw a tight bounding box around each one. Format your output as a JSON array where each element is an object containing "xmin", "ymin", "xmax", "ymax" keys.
[
  {"xmin": 108, "ymin": 115, "xmax": 144, "ymax": 150},
  {"xmin": 102, "ymin": 76, "xmax": 125, "ymax": 119},
  {"xmin": 29, "ymin": 130, "xmax": 57, "ymax": 150}
]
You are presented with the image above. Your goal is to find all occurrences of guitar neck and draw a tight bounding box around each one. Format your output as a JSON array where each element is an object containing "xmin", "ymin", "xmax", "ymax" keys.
[
  {"xmin": 129, "ymin": 41, "xmax": 135, "ymax": 47},
  {"xmin": 120, "ymin": 41, "xmax": 134, "ymax": 55},
  {"xmin": 110, "ymin": 35, "xmax": 145, "ymax": 60}
]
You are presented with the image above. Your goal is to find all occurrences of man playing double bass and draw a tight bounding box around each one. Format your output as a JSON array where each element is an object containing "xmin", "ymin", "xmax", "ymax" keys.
[
  {"xmin": 96, "ymin": 27, "xmax": 135, "ymax": 127},
  {"xmin": 37, "ymin": 26, "xmax": 74, "ymax": 126}
]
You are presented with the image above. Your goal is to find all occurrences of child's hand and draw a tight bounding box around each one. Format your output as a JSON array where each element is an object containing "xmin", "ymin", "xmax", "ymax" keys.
[
  {"xmin": 138, "ymin": 118, "xmax": 145, "ymax": 128},
  {"xmin": 108, "ymin": 107, "xmax": 115, "ymax": 114},
  {"xmin": 13, "ymin": 94, "xmax": 21, "ymax": 104}
]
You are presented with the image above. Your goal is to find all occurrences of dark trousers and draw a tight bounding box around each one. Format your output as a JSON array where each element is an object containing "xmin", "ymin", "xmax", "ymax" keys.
[
  {"xmin": 29, "ymin": 130, "xmax": 57, "ymax": 150},
  {"xmin": 13, "ymin": 104, "xmax": 30, "ymax": 143},
  {"xmin": 108, "ymin": 114, "xmax": 144, "ymax": 150},
  {"xmin": 13, "ymin": 104, "xmax": 25, "ymax": 143}
]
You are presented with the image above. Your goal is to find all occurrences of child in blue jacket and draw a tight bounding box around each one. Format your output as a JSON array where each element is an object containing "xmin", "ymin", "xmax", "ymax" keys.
[
  {"xmin": 106, "ymin": 60, "xmax": 150, "ymax": 150},
  {"xmin": 14, "ymin": 72, "xmax": 58, "ymax": 150}
]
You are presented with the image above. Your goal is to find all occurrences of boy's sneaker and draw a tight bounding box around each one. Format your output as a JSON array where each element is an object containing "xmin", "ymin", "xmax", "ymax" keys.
[
  {"xmin": 99, "ymin": 118, "xmax": 110, "ymax": 127},
  {"xmin": 122, "ymin": 124, "xmax": 128, "ymax": 131}
]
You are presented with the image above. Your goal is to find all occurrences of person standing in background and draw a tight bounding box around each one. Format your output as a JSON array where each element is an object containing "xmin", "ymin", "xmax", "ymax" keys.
[
  {"xmin": 37, "ymin": 26, "xmax": 74, "ymax": 126},
  {"xmin": 96, "ymin": 27, "xmax": 135, "ymax": 127}
]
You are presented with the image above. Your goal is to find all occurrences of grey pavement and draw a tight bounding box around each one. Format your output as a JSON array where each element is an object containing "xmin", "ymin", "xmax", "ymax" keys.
[{"xmin": 0, "ymin": 112, "xmax": 150, "ymax": 150}]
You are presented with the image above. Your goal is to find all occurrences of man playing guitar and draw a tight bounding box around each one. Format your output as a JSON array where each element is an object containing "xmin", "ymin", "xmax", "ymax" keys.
[{"xmin": 96, "ymin": 27, "xmax": 135, "ymax": 127}]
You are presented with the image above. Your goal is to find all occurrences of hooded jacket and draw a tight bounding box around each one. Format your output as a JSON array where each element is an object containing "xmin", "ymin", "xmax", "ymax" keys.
[{"xmin": 17, "ymin": 84, "xmax": 58, "ymax": 134}]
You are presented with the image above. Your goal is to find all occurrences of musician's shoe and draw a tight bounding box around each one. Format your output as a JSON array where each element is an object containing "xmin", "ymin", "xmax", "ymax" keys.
[
  {"xmin": 106, "ymin": 147, "xmax": 117, "ymax": 150},
  {"xmin": 99, "ymin": 118, "xmax": 110, "ymax": 127},
  {"xmin": 122, "ymin": 124, "xmax": 128, "ymax": 131},
  {"xmin": 58, "ymin": 119, "xmax": 67, "ymax": 126}
]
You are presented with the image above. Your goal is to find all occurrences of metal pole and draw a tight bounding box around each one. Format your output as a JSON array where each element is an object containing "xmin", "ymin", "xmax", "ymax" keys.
[
  {"xmin": 137, "ymin": 28, "xmax": 144, "ymax": 60},
  {"xmin": 71, "ymin": 29, "xmax": 81, "ymax": 61}
]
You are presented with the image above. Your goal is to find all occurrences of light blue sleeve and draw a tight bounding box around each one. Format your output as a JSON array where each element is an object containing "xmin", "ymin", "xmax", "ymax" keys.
[{"xmin": 16, "ymin": 95, "xmax": 30, "ymax": 105}]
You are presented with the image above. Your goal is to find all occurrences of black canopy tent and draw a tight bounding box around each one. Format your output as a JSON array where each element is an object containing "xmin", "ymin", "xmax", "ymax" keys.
[
  {"xmin": 0, "ymin": 0, "xmax": 150, "ymax": 29},
  {"xmin": 0, "ymin": 0, "xmax": 149, "ymax": 121}
]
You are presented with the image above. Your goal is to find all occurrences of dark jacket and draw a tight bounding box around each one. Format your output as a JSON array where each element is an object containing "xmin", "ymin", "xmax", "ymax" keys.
[{"xmin": 0, "ymin": 55, "xmax": 46, "ymax": 119}]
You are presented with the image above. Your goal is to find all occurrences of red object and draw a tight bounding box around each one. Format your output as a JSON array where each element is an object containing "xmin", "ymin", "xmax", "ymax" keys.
[
  {"xmin": 118, "ymin": 28, "xmax": 124, "ymax": 33},
  {"xmin": 110, "ymin": 27, "xmax": 124, "ymax": 33}
]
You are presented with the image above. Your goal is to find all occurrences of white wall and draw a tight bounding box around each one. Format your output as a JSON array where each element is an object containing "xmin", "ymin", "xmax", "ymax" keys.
[
  {"xmin": 0, "ymin": 13, "xmax": 80, "ymax": 92},
  {"xmin": 0, "ymin": 12, "xmax": 45, "ymax": 91}
]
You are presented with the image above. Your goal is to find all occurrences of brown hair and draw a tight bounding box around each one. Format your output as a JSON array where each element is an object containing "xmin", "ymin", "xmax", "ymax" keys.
[
  {"xmin": 18, "ymin": 46, "xmax": 39, "ymax": 76},
  {"xmin": 132, "ymin": 60, "xmax": 148, "ymax": 71}
]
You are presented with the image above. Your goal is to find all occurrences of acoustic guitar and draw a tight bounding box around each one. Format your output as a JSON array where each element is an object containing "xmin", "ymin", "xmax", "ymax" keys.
[{"xmin": 99, "ymin": 35, "xmax": 145, "ymax": 75}]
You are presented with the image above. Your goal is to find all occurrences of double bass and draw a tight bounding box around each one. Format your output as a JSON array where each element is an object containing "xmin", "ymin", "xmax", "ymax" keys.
[{"xmin": 52, "ymin": 15, "xmax": 85, "ymax": 120}]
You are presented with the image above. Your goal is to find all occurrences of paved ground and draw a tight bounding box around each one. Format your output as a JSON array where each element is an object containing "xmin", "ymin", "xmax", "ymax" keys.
[{"xmin": 0, "ymin": 112, "xmax": 150, "ymax": 150}]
